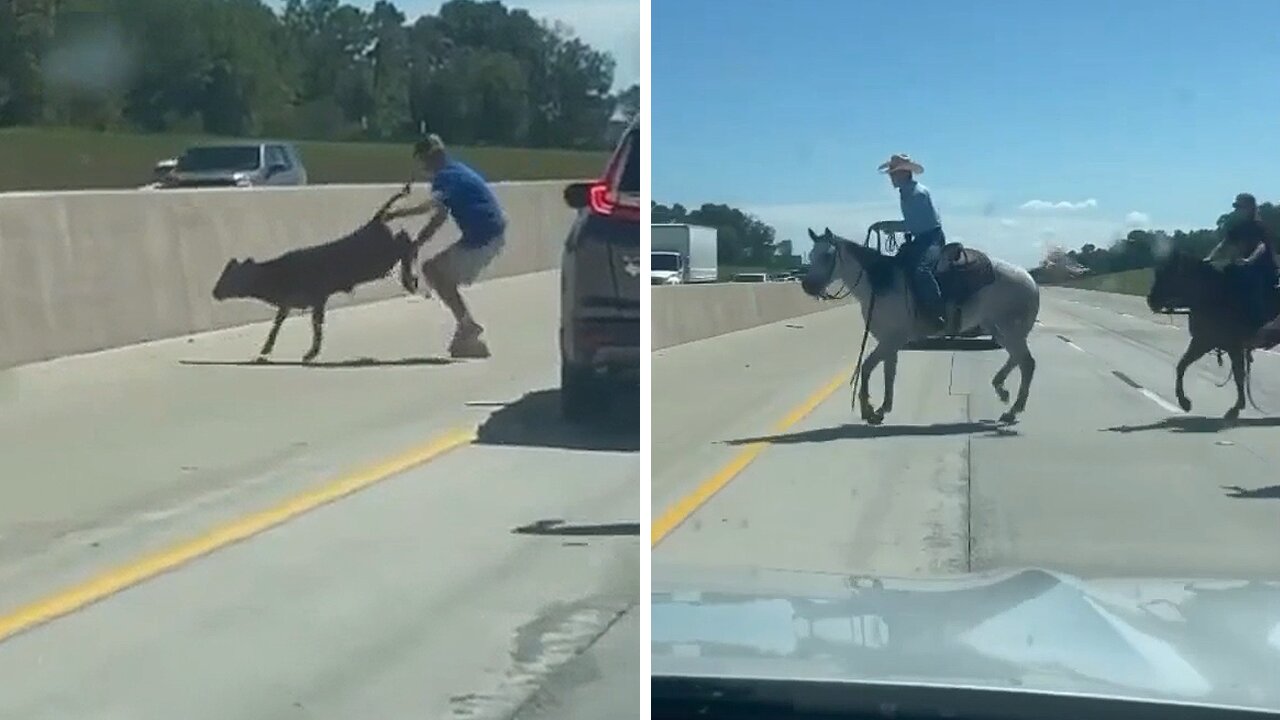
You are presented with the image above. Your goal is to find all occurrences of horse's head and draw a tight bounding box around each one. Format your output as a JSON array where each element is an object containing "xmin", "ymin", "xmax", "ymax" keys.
[
  {"xmin": 802, "ymin": 227, "xmax": 843, "ymax": 298},
  {"xmin": 1147, "ymin": 250, "xmax": 1201, "ymax": 313}
]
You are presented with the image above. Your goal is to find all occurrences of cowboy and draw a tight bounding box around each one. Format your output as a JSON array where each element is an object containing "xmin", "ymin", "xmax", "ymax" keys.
[
  {"xmin": 1205, "ymin": 192, "xmax": 1277, "ymax": 327},
  {"xmin": 879, "ymin": 154, "xmax": 946, "ymax": 329},
  {"xmin": 383, "ymin": 134, "xmax": 507, "ymax": 358}
]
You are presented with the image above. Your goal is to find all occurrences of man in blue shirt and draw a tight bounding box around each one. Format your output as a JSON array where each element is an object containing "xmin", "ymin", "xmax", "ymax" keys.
[
  {"xmin": 879, "ymin": 154, "xmax": 946, "ymax": 330},
  {"xmin": 385, "ymin": 134, "xmax": 508, "ymax": 358}
]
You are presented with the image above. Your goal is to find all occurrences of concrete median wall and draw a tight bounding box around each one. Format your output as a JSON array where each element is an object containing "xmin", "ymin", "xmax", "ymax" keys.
[
  {"xmin": 652, "ymin": 282, "xmax": 852, "ymax": 350},
  {"xmin": 0, "ymin": 182, "xmax": 576, "ymax": 369}
]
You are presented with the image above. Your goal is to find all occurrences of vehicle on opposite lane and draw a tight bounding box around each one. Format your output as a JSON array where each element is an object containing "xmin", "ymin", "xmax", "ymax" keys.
[
  {"xmin": 162, "ymin": 142, "xmax": 308, "ymax": 189},
  {"xmin": 559, "ymin": 119, "xmax": 641, "ymax": 421}
]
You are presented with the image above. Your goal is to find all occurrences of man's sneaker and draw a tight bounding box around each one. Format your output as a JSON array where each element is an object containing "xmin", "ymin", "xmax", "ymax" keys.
[{"xmin": 449, "ymin": 322, "xmax": 491, "ymax": 359}]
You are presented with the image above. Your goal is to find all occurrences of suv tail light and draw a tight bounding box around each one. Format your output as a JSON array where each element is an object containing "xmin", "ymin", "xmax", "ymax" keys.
[{"xmin": 588, "ymin": 181, "xmax": 640, "ymax": 222}]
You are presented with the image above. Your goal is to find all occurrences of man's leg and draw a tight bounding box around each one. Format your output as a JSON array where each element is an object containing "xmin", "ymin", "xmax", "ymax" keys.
[
  {"xmin": 421, "ymin": 247, "xmax": 489, "ymax": 358},
  {"xmin": 911, "ymin": 240, "xmax": 945, "ymax": 328}
]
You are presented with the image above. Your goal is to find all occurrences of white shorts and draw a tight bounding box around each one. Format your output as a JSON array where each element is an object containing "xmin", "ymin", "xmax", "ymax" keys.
[{"xmin": 426, "ymin": 233, "xmax": 505, "ymax": 288}]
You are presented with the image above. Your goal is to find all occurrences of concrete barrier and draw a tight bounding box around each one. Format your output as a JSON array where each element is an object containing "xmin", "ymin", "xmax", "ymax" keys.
[
  {"xmin": 652, "ymin": 281, "xmax": 852, "ymax": 350},
  {"xmin": 0, "ymin": 182, "xmax": 576, "ymax": 368}
]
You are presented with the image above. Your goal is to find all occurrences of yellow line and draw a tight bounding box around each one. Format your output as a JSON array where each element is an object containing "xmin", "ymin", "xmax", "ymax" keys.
[
  {"xmin": 651, "ymin": 366, "xmax": 853, "ymax": 547},
  {"xmin": 0, "ymin": 427, "xmax": 476, "ymax": 644}
]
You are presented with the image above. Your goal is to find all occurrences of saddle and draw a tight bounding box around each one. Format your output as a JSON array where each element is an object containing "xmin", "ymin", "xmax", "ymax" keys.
[{"xmin": 931, "ymin": 243, "xmax": 996, "ymax": 304}]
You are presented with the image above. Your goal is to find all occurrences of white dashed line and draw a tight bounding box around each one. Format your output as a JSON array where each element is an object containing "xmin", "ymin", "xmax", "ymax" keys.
[
  {"xmin": 1064, "ymin": 339, "xmax": 1085, "ymax": 353},
  {"xmin": 1119, "ymin": 312, "xmax": 1135, "ymax": 319},
  {"xmin": 1139, "ymin": 388, "xmax": 1183, "ymax": 414}
]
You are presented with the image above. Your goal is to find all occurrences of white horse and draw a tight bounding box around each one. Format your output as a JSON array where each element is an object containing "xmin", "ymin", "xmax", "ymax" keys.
[{"xmin": 801, "ymin": 227, "xmax": 1041, "ymax": 425}]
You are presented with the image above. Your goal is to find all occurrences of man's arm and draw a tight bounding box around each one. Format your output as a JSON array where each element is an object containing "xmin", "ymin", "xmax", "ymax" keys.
[{"xmin": 384, "ymin": 198, "xmax": 437, "ymax": 221}]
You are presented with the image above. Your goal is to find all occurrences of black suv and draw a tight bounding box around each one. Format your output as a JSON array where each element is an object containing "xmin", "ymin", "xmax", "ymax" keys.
[{"xmin": 559, "ymin": 120, "xmax": 641, "ymax": 421}]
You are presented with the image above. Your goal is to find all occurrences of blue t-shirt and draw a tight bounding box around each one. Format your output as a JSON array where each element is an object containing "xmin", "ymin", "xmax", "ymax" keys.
[{"xmin": 430, "ymin": 159, "xmax": 507, "ymax": 248}]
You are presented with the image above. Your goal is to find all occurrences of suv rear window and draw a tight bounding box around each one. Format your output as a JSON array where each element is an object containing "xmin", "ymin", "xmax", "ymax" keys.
[{"xmin": 618, "ymin": 129, "xmax": 639, "ymax": 193}]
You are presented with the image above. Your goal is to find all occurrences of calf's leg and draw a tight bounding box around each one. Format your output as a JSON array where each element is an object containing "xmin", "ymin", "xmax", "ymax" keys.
[{"xmin": 259, "ymin": 306, "xmax": 288, "ymax": 359}]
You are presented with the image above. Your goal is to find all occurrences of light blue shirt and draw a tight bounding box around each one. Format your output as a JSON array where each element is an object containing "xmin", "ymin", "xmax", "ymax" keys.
[{"xmin": 898, "ymin": 180, "xmax": 942, "ymax": 236}]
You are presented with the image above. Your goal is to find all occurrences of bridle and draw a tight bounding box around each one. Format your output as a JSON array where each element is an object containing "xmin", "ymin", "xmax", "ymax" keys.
[{"xmin": 813, "ymin": 240, "xmax": 863, "ymax": 301}]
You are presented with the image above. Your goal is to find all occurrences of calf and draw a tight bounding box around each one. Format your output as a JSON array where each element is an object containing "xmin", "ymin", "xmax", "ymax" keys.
[{"xmin": 212, "ymin": 187, "xmax": 425, "ymax": 362}]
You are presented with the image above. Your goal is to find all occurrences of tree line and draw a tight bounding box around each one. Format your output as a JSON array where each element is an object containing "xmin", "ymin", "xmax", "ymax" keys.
[
  {"xmin": 1050, "ymin": 201, "xmax": 1280, "ymax": 276},
  {"xmin": 652, "ymin": 201, "xmax": 802, "ymax": 270},
  {"xmin": 0, "ymin": 0, "xmax": 638, "ymax": 149}
]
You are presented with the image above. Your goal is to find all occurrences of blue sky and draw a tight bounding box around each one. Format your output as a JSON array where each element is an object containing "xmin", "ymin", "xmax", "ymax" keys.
[
  {"xmin": 274, "ymin": 0, "xmax": 639, "ymax": 90},
  {"xmin": 652, "ymin": 0, "xmax": 1280, "ymax": 267}
]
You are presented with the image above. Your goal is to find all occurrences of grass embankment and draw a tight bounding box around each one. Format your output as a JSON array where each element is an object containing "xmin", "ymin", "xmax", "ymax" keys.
[
  {"xmin": 1057, "ymin": 268, "xmax": 1153, "ymax": 296},
  {"xmin": 0, "ymin": 127, "xmax": 609, "ymax": 192}
]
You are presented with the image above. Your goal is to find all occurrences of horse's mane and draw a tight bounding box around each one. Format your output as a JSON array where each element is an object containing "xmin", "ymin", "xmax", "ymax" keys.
[{"xmin": 836, "ymin": 238, "xmax": 897, "ymax": 293}]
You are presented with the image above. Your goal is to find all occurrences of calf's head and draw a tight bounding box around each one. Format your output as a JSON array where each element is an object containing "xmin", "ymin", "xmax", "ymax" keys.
[{"xmin": 212, "ymin": 258, "xmax": 258, "ymax": 300}]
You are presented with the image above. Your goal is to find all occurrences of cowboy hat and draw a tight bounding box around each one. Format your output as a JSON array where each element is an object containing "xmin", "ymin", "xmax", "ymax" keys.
[{"xmin": 877, "ymin": 154, "xmax": 923, "ymax": 175}]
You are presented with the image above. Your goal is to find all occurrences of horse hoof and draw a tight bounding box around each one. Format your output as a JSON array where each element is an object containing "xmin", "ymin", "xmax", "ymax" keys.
[
  {"xmin": 867, "ymin": 411, "xmax": 885, "ymax": 426},
  {"xmin": 1178, "ymin": 396, "xmax": 1192, "ymax": 412},
  {"xmin": 998, "ymin": 411, "xmax": 1018, "ymax": 425},
  {"xmin": 1224, "ymin": 408, "xmax": 1241, "ymax": 421},
  {"xmin": 254, "ymin": 355, "xmax": 270, "ymax": 364},
  {"xmin": 993, "ymin": 386, "xmax": 1010, "ymax": 404},
  {"xmin": 302, "ymin": 353, "xmax": 318, "ymax": 364}
]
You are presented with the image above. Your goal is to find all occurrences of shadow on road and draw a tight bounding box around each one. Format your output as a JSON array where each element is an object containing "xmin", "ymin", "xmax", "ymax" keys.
[
  {"xmin": 475, "ymin": 389, "xmax": 639, "ymax": 453},
  {"xmin": 1103, "ymin": 415, "xmax": 1280, "ymax": 434},
  {"xmin": 180, "ymin": 356, "xmax": 456, "ymax": 369},
  {"xmin": 1222, "ymin": 484, "xmax": 1280, "ymax": 500},
  {"xmin": 723, "ymin": 420, "xmax": 1008, "ymax": 446},
  {"xmin": 512, "ymin": 519, "xmax": 640, "ymax": 536}
]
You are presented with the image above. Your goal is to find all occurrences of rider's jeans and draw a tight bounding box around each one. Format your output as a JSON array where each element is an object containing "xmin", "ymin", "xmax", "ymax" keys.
[{"xmin": 900, "ymin": 228, "xmax": 945, "ymax": 318}]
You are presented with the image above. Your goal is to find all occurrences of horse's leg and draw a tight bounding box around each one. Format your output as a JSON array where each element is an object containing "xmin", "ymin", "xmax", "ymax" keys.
[
  {"xmin": 994, "ymin": 330, "xmax": 1035, "ymax": 425},
  {"xmin": 991, "ymin": 355, "xmax": 1015, "ymax": 404},
  {"xmin": 877, "ymin": 350, "xmax": 899, "ymax": 420},
  {"xmin": 1175, "ymin": 337, "xmax": 1212, "ymax": 412},
  {"xmin": 1225, "ymin": 346, "xmax": 1246, "ymax": 421},
  {"xmin": 858, "ymin": 344, "xmax": 889, "ymax": 425}
]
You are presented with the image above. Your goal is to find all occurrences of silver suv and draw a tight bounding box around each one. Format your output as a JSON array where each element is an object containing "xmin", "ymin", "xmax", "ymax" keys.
[{"xmin": 163, "ymin": 143, "xmax": 308, "ymax": 188}]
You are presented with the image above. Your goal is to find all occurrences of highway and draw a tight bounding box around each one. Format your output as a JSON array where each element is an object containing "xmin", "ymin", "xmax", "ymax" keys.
[
  {"xmin": 653, "ymin": 287, "xmax": 1280, "ymax": 582},
  {"xmin": 0, "ymin": 271, "xmax": 639, "ymax": 720}
]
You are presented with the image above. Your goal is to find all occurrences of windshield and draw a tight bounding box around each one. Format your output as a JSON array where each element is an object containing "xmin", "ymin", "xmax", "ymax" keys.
[
  {"xmin": 177, "ymin": 145, "xmax": 261, "ymax": 172},
  {"xmin": 651, "ymin": 0, "xmax": 1280, "ymax": 714},
  {"xmin": 652, "ymin": 252, "xmax": 680, "ymax": 271}
]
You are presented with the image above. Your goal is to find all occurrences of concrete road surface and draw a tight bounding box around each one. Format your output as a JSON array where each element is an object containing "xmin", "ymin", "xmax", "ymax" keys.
[
  {"xmin": 653, "ymin": 287, "xmax": 1280, "ymax": 582},
  {"xmin": 0, "ymin": 271, "xmax": 639, "ymax": 720}
]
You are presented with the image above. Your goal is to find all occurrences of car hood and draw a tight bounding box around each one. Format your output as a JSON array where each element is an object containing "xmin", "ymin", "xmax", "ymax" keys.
[{"xmin": 652, "ymin": 565, "xmax": 1280, "ymax": 712}]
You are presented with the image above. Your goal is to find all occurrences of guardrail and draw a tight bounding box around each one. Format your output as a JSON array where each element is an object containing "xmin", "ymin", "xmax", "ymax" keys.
[{"xmin": 0, "ymin": 181, "xmax": 579, "ymax": 368}]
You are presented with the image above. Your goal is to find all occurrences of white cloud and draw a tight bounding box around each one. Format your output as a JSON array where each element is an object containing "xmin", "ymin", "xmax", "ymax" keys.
[
  {"xmin": 1019, "ymin": 198, "xmax": 1099, "ymax": 212},
  {"xmin": 1125, "ymin": 211, "xmax": 1152, "ymax": 226}
]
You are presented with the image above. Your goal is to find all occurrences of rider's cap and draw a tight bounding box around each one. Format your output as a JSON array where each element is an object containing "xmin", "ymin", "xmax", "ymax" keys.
[
  {"xmin": 878, "ymin": 154, "xmax": 923, "ymax": 175},
  {"xmin": 1233, "ymin": 192, "xmax": 1257, "ymax": 209},
  {"xmin": 413, "ymin": 134, "xmax": 446, "ymax": 159}
]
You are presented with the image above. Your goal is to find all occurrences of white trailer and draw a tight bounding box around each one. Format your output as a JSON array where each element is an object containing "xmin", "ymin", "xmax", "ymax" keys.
[{"xmin": 651, "ymin": 224, "xmax": 718, "ymax": 284}]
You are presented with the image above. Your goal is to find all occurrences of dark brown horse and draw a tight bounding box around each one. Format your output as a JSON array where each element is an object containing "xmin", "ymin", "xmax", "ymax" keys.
[{"xmin": 1147, "ymin": 251, "xmax": 1259, "ymax": 419}]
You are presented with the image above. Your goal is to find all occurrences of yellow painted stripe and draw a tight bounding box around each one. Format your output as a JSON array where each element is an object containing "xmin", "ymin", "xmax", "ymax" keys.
[
  {"xmin": 0, "ymin": 427, "xmax": 476, "ymax": 644},
  {"xmin": 651, "ymin": 366, "xmax": 853, "ymax": 547}
]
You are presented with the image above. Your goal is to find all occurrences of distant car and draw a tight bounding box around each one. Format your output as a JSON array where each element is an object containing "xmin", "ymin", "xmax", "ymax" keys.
[
  {"xmin": 558, "ymin": 119, "xmax": 640, "ymax": 421},
  {"xmin": 162, "ymin": 142, "xmax": 308, "ymax": 188},
  {"xmin": 732, "ymin": 272, "xmax": 768, "ymax": 283}
]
